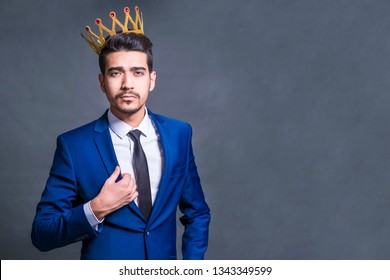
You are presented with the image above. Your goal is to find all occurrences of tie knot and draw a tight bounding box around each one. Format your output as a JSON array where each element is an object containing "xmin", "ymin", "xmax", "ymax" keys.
[{"xmin": 128, "ymin": 129, "xmax": 142, "ymax": 141}]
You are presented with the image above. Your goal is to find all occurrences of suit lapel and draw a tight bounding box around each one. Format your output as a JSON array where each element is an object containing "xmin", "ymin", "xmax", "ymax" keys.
[
  {"xmin": 93, "ymin": 111, "xmax": 145, "ymax": 221},
  {"xmin": 93, "ymin": 111, "xmax": 118, "ymax": 176},
  {"xmin": 91, "ymin": 110, "xmax": 175, "ymax": 225},
  {"xmin": 147, "ymin": 111, "xmax": 172, "ymax": 223}
]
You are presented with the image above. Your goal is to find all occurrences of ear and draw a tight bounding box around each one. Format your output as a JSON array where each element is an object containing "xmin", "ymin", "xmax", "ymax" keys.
[
  {"xmin": 149, "ymin": 71, "xmax": 157, "ymax": 92},
  {"xmin": 98, "ymin": 73, "xmax": 106, "ymax": 93}
]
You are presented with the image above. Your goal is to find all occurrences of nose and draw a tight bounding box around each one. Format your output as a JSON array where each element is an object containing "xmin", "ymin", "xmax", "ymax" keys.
[{"xmin": 122, "ymin": 72, "xmax": 134, "ymax": 89}]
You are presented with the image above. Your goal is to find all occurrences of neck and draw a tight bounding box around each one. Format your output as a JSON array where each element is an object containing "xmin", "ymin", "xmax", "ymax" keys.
[{"xmin": 110, "ymin": 106, "xmax": 146, "ymax": 128}]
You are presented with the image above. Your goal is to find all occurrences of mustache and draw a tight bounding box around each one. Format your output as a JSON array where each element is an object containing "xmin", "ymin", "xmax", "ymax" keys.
[{"xmin": 115, "ymin": 91, "xmax": 140, "ymax": 99}]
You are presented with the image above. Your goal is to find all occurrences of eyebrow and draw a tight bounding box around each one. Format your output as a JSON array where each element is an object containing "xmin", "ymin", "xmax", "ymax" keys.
[
  {"xmin": 130, "ymin": 67, "xmax": 147, "ymax": 72},
  {"xmin": 107, "ymin": 66, "xmax": 147, "ymax": 72},
  {"xmin": 107, "ymin": 66, "xmax": 124, "ymax": 72}
]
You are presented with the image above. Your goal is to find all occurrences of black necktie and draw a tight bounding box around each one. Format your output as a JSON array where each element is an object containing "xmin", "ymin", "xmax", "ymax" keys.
[{"xmin": 128, "ymin": 129, "xmax": 152, "ymax": 220}]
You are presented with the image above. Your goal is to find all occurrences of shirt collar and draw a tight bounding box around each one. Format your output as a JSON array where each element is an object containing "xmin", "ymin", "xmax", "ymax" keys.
[{"xmin": 108, "ymin": 108, "xmax": 152, "ymax": 139}]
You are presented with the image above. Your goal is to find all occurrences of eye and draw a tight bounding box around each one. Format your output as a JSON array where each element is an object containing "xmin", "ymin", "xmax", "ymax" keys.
[
  {"xmin": 109, "ymin": 71, "xmax": 121, "ymax": 77},
  {"xmin": 134, "ymin": 71, "xmax": 145, "ymax": 77}
]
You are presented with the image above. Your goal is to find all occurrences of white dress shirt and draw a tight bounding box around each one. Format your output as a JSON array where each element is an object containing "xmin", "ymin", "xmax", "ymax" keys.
[{"xmin": 84, "ymin": 108, "xmax": 163, "ymax": 228}]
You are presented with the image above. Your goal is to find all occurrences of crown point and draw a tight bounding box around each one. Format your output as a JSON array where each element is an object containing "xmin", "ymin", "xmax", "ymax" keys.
[{"xmin": 82, "ymin": 5, "xmax": 145, "ymax": 54}]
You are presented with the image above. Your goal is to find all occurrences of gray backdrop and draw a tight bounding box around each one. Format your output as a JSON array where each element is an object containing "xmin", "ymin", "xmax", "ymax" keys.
[{"xmin": 1, "ymin": 0, "xmax": 390, "ymax": 259}]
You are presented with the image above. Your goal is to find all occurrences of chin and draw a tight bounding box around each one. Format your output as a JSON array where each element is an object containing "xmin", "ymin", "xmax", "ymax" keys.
[{"xmin": 117, "ymin": 105, "xmax": 144, "ymax": 116}]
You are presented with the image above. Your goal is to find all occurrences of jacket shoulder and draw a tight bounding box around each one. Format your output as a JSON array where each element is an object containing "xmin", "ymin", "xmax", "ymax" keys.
[
  {"xmin": 59, "ymin": 121, "xmax": 96, "ymax": 142},
  {"xmin": 58, "ymin": 112, "xmax": 108, "ymax": 142},
  {"xmin": 149, "ymin": 111, "xmax": 191, "ymax": 130}
]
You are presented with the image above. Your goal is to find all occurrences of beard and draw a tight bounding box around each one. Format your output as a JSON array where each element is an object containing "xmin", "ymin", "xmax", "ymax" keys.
[{"xmin": 110, "ymin": 91, "xmax": 144, "ymax": 116}]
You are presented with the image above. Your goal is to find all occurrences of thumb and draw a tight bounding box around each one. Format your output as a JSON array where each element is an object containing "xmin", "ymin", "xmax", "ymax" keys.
[{"xmin": 107, "ymin": 166, "xmax": 121, "ymax": 182}]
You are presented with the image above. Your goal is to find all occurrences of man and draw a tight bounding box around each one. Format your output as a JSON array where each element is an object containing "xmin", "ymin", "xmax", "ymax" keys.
[{"xmin": 31, "ymin": 6, "xmax": 210, "ymax": 260}]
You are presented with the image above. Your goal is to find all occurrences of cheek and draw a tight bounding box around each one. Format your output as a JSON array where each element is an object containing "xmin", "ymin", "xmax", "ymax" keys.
[
  {"xmin": 136, "ymin": 80, "xmax": 151, "ymax": 94},
  {"xmin": 105, "ymin": 80, "xmax": 120, "ymax": 93}
]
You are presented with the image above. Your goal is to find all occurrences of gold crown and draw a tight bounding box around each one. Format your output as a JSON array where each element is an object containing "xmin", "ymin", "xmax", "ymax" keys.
[{"xmin": 81, "ymin": 6, "xmax": 144, "ymax": 54}]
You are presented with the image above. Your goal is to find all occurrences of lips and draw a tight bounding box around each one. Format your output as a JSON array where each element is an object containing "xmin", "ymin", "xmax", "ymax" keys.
[
  {"xmin": 116, "ymin": 92, "xmax": 140, "ymax": 100},
  {"xmin": 120, "ymin": 95, "xmax": 137, "ymax": 100}
]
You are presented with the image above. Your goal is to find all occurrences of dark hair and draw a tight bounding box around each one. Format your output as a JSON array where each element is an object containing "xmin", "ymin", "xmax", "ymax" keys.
[{"xmin": 98, "ymin": 32, "xmax": 153, "ymax": 74}]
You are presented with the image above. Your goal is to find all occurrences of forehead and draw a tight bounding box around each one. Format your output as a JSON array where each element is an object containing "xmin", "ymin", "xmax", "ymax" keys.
[{"xmin": 105, "ymin": 50, "xmax": 148, "ymax": 68}]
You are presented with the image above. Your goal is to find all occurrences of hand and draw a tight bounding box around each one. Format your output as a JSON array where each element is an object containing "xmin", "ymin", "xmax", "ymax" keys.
[{"xmin": 90, "ymin": 166, "xmax": 138, "ymax": 220}]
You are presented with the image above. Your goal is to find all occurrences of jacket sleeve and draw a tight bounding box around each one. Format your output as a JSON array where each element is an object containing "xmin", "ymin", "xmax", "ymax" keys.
[
  {"xmin": 179, "ymin": 124, "xmax": 211, "ymax": 260},
  {"xmin": 31, "ymin": 135, "xmax": 98, "ymax": 252}
]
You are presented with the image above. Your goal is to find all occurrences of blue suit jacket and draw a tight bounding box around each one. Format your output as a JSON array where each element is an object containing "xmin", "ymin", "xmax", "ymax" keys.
[{"xmin": 31, "ymin": 110, "xmax": 210, "ymax": 259}]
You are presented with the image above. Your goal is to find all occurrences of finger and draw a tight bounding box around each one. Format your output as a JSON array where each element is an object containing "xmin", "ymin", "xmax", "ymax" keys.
[
  {"xmin": 129, "ymin": 183, "xmax": 137, "ymax": 196},
  {"xmin": 107, "ymin": 166, "xmax": 121, "ymax": 183},
  {"xmin": 124, "ymin": 190, "xmax": 138, "ymax": 204},
  {"xmin": 128, "ymin": 177, "xmax": 136, "ymax": 188},
  {"xmin": 120, "ymin": 173, "xmax": 131, "ymax": 185},
  {"xmin": 129, "ymin": 191, "xmax": 139, "ymax": 202}
]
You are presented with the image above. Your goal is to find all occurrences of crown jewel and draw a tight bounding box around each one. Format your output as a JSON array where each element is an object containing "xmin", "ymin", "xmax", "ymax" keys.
[{"xmin": 81, "ymin": 6, "xmax": 144, "ymax": 54}]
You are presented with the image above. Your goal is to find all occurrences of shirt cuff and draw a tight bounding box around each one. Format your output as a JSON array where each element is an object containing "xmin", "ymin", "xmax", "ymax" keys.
[{"xmin": 83, "ymin": 201, "xmax": 104, "ymax": 230}]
